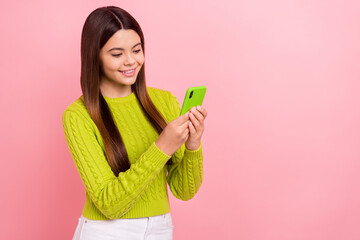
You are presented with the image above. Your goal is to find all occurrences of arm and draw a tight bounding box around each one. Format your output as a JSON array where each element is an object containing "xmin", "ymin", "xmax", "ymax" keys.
[
  {"xmin": 165, "ymin": 92, "xmax": 204, "ymax": 201},
  {"xmin": 62, "ymin": 109, "xmax": 171, "ymax": 219}
]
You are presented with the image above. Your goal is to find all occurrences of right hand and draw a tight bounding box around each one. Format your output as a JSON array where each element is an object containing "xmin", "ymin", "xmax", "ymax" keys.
[{"xmin": 155, "ymin": 112, "xmax": 190, "ymax": 156}]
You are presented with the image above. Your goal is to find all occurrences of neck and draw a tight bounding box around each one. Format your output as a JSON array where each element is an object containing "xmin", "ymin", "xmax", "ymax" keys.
[{"xmin": 100, "ymin": 79, "xmax": 132, "ymax": 98}]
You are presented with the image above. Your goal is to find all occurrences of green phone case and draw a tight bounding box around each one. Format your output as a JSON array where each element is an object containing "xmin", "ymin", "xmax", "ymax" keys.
[{"xmin": 180, "ymin": 86, "xmax": 207, "ymax": 115}]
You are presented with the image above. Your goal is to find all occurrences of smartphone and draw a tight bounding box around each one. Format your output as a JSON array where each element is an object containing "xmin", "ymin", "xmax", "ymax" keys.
[{"xmin": 180, "ymin": 86, "xmax": 207, "ymax": 115}]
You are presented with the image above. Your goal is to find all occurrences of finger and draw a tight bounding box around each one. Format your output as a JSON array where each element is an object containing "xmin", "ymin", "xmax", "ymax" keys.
[
  {"xmin": 190, "ymin": 107, "xmax": 204, "ymax": 125},
  {"xmin": 189, "ymin": 112, "xmax": 201, "ymax": 132},
  {"xmin": 196, "ymin": 106, "xmax": 208, "ymax": 118},
  {"xmin": 188, "ymin": 121, "xmax": 196, "ymax": 135},
  {"xmin": 173, "ymin": 112, "xmax": 189, "ymax": 125},
  {"xmin": 184, "ymin": 132, "xmax": 190, "ymax": 142},
  {"xmin": 180, "ymin": 119, "xmax": 190, "ymax": 130},
  {"xmin": 178, "ymin": 112, "xmax": 190, "ymax": 123},
  {"xmin": 182, "ymin": 126, "xmax": 190, "ymax": 139},
  {"xmin": 185, "ymin": 127, "xmax": 189, "ymax": 135}
]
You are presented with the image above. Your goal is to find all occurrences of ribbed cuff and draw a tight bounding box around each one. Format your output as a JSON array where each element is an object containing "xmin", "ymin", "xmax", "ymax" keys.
[
  {"xmin": 147, "ymin": 142, "xmax": 172, "ymax": 166},
  {"xmin": 184, "ymin": 141, "xmax": 203, "ymax": 160}
]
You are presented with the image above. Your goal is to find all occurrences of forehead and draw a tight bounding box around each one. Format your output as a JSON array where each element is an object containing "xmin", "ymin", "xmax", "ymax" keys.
[{"xmin": 104, "ymin": 29, "xmax": 141, "ymax": 49}]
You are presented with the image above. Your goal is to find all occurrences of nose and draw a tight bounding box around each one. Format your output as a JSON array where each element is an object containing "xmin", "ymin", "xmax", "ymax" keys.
[{"xmin": 124, "ymin": 52, "xmax": 136, "ymax": 66}]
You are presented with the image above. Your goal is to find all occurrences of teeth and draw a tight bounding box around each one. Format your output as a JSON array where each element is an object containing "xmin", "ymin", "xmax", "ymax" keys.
[{"xmin": 122, "ymin": 69, "xmax": 134, "ymax": 73}]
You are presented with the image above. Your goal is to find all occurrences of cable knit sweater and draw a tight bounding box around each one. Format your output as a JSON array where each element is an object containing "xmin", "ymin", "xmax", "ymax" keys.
[{"xmin": 62, "ymin": 87, "xmax": 204, "ymax": 220}]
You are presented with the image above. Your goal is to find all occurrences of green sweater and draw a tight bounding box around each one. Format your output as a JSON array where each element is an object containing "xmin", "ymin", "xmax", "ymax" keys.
[{"xmin": 62, "ymin": 87, "xmax": 204, "ymax": 220}]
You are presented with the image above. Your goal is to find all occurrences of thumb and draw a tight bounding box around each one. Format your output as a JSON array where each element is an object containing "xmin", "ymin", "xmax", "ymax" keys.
[{"xmin": 178, "ymin": 112, "xmax": 190, "ymax": 123}]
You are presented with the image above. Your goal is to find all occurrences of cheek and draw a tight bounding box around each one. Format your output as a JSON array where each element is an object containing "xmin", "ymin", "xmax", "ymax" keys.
[
  {"xmin": 103, "ymin": 57, "xmax": 122, "ymax": 70},
  {"xmin": 136, "ymin": 54, "xmax": 145, "ymax": 65}
]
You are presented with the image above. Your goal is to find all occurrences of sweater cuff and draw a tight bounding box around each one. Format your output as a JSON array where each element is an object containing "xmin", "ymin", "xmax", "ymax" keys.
[
  {"xmin": 149, "ymin": 142, "xmax": 172, "ymax": 166},
  {"xmin": 184, "ymin": 141, "xmax": 203, "ymax": 160}
]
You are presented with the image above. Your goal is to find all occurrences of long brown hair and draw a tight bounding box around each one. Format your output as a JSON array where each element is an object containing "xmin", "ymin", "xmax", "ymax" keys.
[{"xmin": 80, "ymin": 6, "xmax": 171, "ymax": 177}]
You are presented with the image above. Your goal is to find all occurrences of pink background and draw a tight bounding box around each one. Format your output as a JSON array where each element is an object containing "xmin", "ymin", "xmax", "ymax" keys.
[{"xmin": 1, "ymin": 0, "xmax": 360, "ymax": 239}]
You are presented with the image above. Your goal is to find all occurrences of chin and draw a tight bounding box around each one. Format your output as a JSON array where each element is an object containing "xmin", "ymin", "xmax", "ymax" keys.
[{"xmin": 119, "ymin": 78, "xmax": 137, "ymax": 86}]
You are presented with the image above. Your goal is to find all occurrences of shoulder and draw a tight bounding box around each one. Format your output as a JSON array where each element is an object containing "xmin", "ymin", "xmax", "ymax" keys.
[
  {"xmin": 147, "ymin": 86, "xmax": 171, "ymax": 98},
  {"xmin": 146, "ymin": 86, "xmax": 180, "ymax": 122},
  {"xmin": 62, "ymin": 96, "xmax": 93, "ymax": 125},
  {"xmin": 146, "ymin": 86, "xmax": 178, "ymax": 104}
]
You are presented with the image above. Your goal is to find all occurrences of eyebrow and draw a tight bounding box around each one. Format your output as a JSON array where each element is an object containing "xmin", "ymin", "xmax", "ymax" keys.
[{"xmin": 108, "ymin": 43, "xmax": 141, "ymax": 52}]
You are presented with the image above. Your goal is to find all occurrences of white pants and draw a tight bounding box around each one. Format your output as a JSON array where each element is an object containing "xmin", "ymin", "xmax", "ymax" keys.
[{"xmin": 72, "ymin": 213, "xmax": 173, "ymax": 240}]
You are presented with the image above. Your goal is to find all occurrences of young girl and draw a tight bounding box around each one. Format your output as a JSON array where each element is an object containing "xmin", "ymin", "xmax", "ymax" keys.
[{"xmin": 62, "ymin": 6, "xmax": 207, "ymax": 240}]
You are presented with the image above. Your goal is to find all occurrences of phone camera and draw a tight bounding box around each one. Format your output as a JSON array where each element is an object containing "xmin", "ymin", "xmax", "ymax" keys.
[{"xmin": 189, "ymin": 91, "xmax": 193, "ymax": 99}]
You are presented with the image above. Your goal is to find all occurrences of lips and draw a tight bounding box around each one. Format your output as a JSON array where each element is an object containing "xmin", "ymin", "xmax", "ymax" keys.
[
  {"xmin": 120, "ymin": 68, "xmax": 136, "ymax": 73},
  {"xmin": 119, "ymin": 68, "xmax": 136, "ymax": 77}
]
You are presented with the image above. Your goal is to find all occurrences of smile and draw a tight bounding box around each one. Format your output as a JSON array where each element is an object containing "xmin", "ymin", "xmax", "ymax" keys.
[{"xmin": 119, "ymin": 68, "xmax": 136, "ymax": 77}]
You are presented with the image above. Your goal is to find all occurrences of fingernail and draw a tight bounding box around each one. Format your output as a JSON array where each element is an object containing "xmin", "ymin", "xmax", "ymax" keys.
[{"xmin": 197, "ymin": 105, "xmax": 201, "ymax": 110}]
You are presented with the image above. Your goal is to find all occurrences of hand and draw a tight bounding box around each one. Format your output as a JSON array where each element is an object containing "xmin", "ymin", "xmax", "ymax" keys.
[
  {"xmin": 155, "ymin": 112, "xmax": 190, "ymax": 156},
  {"xmin": 185, "ymin": 106, "xmax": 208, "ymax": 150}
]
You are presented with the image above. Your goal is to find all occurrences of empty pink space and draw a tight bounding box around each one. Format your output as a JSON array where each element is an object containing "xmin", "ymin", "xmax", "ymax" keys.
[{"xmin": 1, "ymin": 0, "xmax": 359, "ymax": 239}]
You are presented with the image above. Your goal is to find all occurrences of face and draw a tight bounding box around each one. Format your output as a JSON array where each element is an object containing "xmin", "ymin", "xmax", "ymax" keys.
[{"xmin": 99, "ymin": 29, "xmax": 144, "ymax": 96}]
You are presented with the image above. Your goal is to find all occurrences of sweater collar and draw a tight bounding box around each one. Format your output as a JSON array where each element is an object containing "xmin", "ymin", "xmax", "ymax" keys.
[{"xmin": 103, "ymin": 91, "xmax": 136, "ymax": 103}]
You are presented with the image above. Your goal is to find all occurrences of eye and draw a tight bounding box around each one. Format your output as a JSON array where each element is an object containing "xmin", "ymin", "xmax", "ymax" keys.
[
  {"xmin": 134, "ymin": 49, "xmax": 141, "ymax": 53},
  {"xmin": 112, "ymin": 53, "xmax": 122, "ymax": 57}
]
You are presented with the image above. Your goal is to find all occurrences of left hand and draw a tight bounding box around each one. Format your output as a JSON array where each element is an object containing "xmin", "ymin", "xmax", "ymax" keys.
[{"xmin": 185, "ymin": 105, "xmax": 208, "ymax": 150}]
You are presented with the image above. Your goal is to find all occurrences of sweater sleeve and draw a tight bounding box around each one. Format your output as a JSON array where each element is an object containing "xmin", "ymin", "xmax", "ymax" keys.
[
  {"xmin": 165, "ymin": 91, "xmax": 204, "ymax": 201},
  {"xmin": 62, "ymin": 109, "xmax": 171, "ymax": 219}
]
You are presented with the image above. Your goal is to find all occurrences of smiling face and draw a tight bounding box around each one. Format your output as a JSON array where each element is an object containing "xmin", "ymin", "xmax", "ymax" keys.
[{"xmin": 99, "ymin": 29, "xmax": 145, "ymax": 97}]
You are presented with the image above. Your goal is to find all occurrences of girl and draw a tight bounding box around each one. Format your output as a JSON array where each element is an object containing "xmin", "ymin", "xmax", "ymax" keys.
[{"xmin": 62, "ymin": 6, "xmax": 207, "ymax": 240}]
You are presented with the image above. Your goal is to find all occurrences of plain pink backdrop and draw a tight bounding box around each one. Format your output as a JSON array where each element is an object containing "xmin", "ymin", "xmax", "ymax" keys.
[{"xmin": 1, "ymin": 0, "xmax": 360, "ymax": 239}]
